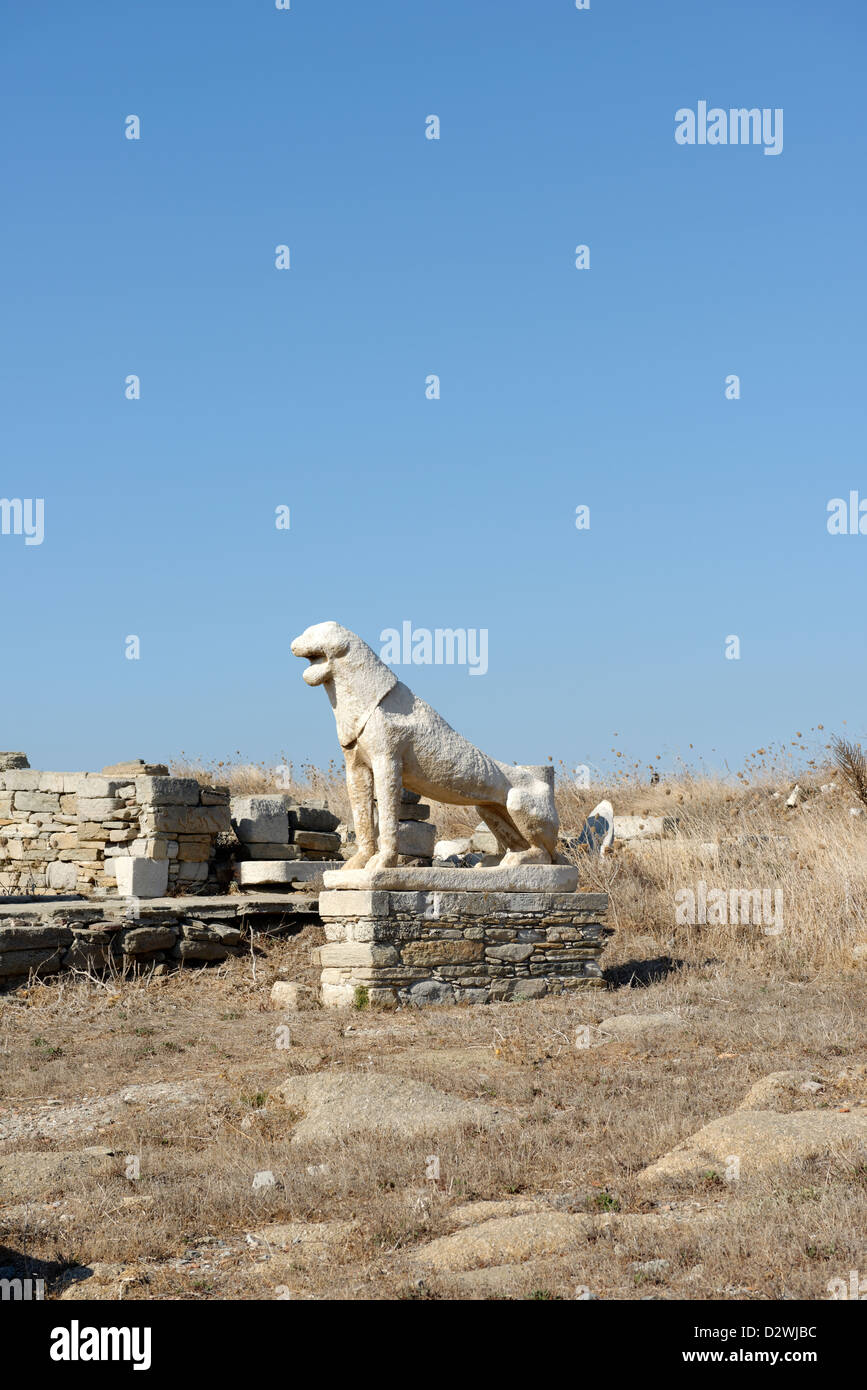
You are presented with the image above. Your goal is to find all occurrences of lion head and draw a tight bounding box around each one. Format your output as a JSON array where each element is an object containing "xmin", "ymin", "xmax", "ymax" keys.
[{"xmin": 291, "ymin": 621, "xmax": 398, "ymax": 746}]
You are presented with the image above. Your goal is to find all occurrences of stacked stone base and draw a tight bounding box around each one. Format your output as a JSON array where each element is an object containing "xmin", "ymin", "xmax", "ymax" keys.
[{"xmin": 317, "ymin": 877, "xmax": 609, "ymax": 1008}]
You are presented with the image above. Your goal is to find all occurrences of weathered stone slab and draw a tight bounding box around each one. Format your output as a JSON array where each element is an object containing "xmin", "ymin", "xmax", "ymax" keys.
[
  {"xmin": 275, "ymin": 1072, "xmax": 513, "ymax": 1142},
  {"xmin": 470, "ymin": 822, "xmax": 499, "ymax": 853},
  {"xmin": 318, "ymin": 889, "xmax": 399, "ymax": 918},
  {"xmin": 133, "ymin": 776, "xmax": 200, "ymax": 805},
  {"xmin": 76, "ymin": 797, "xmax": 126, "ymax": 820},
  {"xmin": 0, "ymin": 770, "xmax": 42, "ymax": 791},
  {"xmin": 432, "ymin": 890, "xmax": 606, "ymax": 918},
  {"xmin": 0, "ymin": 921, "xmax": 73, "ymax": 950},
  {"xmin": 317, "ymin": 942, "xmax": 400, "ymax": 968},
  {"xmin": 397, "ymin": 820, "xmax": 437, "ymax": 858},
  {"xmin": 181, "ymin": 921, "xmax": 241, "ymax": 945},
  {"xmin": 238, "ymin": 859, "xmax": 342, "ymax": 888},
  {"xmin": 289, "ymin": 805, "xmax": 340, "ymax": 834},
  {"xmin": 613, "ymin": 815, "xmax": 677, "ymax": 842},
  {"xmin": 62, "ymin": 938, "xmax": 112, "ymax": 971},
  {"xmin": 175, "ymin": 861, "xmax": 208, "ymax": 883},
  {"xmin": 103, "ymin": 761, "xmax": 169, "ymax": 777},
  {"xmin": 171, "ymin": 939, "xmax": 228, "ymax": 962},
  {"xmin": 323, "ymin": 865, "xmax": 580, "ymax": 893},
  {"xmin": 293, "ymin": 829, "xmax": 341, "ymax": 852},
  {"xmin": 13, "ymin": 791, "xmax": 60, "ymax": 812},
  {"xmin": 403, "ymin": 939, "xmax": 484, "ymax": 966},
  {"xmin": 0, "ymin": 947, "xmax": 66, "ymax": 978},
  {"xmin": 118, "ymin": 925, "xmax": 177, "ymax": 953},
  {"xmin": 231, "ymin": 795, "xmax": 291, "ymax": 844},
  {"xmin": 638, "ymin": 1108, "xmax": 867, "ymax": 1185},
  {"xmin": 145, "ymin": 805, "xmax": 228, "ymax": 836}
]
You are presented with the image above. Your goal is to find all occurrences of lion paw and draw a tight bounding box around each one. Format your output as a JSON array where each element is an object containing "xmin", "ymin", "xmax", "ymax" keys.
[
  {"xmin": 341, "ymin": 849, "xmax": 375, "ymax": 871},
  {"xmin": 365, "ymin": 850, "xmax": 399, "ymax": 872},
  {"xmin": 501, "ymin": 847, "xmax": 553, "ymax": 867}
]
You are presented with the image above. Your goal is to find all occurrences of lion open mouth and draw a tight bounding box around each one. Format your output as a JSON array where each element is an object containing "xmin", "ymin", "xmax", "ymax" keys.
[{"xmin": 301, "ymin": 652, "xmax": 330, "ymax": 686}]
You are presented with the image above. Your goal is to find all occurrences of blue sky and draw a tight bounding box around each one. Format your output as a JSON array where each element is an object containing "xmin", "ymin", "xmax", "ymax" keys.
[{"xmin": 2, "ymin": 0, "xmax": 865, "ymax": 779}]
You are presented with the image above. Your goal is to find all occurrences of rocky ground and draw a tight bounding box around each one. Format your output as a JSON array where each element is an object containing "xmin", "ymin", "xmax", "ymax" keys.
[{"xmin": 1, "ymin": 911, "xmax": 865, "ymax": 1301}]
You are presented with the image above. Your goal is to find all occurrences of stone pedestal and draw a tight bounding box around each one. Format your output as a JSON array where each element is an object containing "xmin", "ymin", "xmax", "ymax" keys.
[{"xmin": 316, "ymin": 867, "xmax": 610, "ymax": 1008}]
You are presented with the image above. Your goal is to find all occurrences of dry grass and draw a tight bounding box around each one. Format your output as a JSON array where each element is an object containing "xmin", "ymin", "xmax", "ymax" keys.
[
  {"xmin": 1, "ymin": 926, "xmax": 865, "ymax": 1301},
  {"xmin": 172, "ymin": 754, "xmax": 350, "ymax": 819},
  {"xmin": 2, "ymin": 757, "xmax": 865, "ymax": 1300}
]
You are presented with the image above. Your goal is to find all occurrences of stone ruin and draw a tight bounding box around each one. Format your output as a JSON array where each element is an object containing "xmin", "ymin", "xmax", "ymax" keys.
[
  {"xmin": 0, "ymin": 762, "xmax": 228, "ymax": 899},
  {"xmin": 0, "ymin": 755, "xmax": 346, "ymax": 988},
  {"xmin": 0, "ymin": 756, "xmax": 351, "ymax": 901},
  {"xmin": 0, "ymin": 610, "xmax": 617, "ymax": 1006}
]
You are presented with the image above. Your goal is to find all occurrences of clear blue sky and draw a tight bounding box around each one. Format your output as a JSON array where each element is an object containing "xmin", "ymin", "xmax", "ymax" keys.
[{"xmin": 2, "ymin": 1, "xmax": 865, "ymax": 779}]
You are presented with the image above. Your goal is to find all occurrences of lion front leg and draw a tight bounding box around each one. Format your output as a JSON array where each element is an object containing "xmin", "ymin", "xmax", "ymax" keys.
[
  {"xmin": 341, "ymin": 748, "xmax": 377, "ymax": 870},
  {"xmin": 366, "ymin": 756, "xmax": 402, "ymax": 870}
]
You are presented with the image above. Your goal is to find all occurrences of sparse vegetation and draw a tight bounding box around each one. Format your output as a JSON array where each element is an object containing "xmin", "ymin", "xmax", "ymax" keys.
[{"xmin": 1, "ymin": 744, "xmax": 865, "ymax": 1300}]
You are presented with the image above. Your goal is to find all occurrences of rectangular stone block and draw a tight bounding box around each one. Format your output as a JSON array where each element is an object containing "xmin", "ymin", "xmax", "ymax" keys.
[
  {"xmin": 318, "ymin": 889, "xmax": 395, "ymax": 918},
  {"xmin": 231, "ymin": 796, "xmax": 291, "ymax": 844},
  {"xmin": 77, "ymin": 797, "xmax": 127, "ymax": 820},
  {"xmin": 13, "ymin": 792, "xmax": 60, "ymax": 813},
  {"xmin": 171, "ymin": 939, "xmax": 228, "ymax": 962},
  {"xmin": 317, "ymin": 942, "xmax": 400, "ymax": 968},
  {"xmin": 397, "ymin": 820, "xmax": 437, "ymax": 858},
  {"xmin": 182, "ymin": 921, "xmax": 241, "ymax": 945},
  {"xmin": 134, "ymin": 777, "xmax": 202, "ymax": 806},
  {"xmin": 402, "ymin": 939, "xmax": 484, "ymax": 966},
  {"xmin": 0, "ymin": 947, "xmax": 65, "ymax": 978},
  {"xmin": 236, "ymin": 860, "xmax": 298, "ymax": 887},
  {"xmin": 200, "ymin": 787, "xmax": 230, "ymax": 805},
  {"xmin": 75, "ymin": 775, "xmax": 126, "ymax": 797},
  {"xmin": 118, "ymin": 925, "xmax": 177, "ymax": 953},
  {"xmin": 486, "ymin": 943, "xmax": 535, "ymax": 962},
  {"xmin": 285, "ymin": 860, "xmax": 342, "ymax": 886},
  {"xmin": 289, "ymin": 805, "xmax": 341, "ymax": 833},
  {"xmin": 47, "ymin": 862, "xmax": 78, "ymax": 892},
  {"xmin": 0, "ymin": 921, "xmax": 73, "ymax": 951},
  {"xmin": 62, "ymin": 939, "xmax": 112, "ymax": 971},
  {"xmin": 613, "ymin": 815, "xmax": 677, "ymax": 841},
  {"xmin": 293, "ymin": 829, "xmax": 341, "ymax": 852},
  {"xmin": 144, "ymin": 805, "xmax": 228, "ymax": 835},
  {"xmin": 114, "ymin": 857, "xmax": 169, "ymax": 898},
  {"xmin": 176, "ymin": 838, "xmax": 212, "ymax": 861},
  {"xmin": 0, "ymin": 771, "xmax": 42, "ymax": 791}
]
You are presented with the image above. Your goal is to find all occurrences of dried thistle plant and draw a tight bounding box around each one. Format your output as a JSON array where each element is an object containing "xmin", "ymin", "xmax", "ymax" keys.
[{"xmin": 831, "ymin": 734, "xmax": 867, "ymax": 807}]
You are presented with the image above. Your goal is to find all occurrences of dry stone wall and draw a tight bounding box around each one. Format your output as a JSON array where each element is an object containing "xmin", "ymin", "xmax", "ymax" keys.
[
  {"xmin": 0, "ymin": 768, "xmax": 229, "ymax": 897},
  {"xmin": 0, "ymin": 895, "xmax": 317, "ymax": 984}
]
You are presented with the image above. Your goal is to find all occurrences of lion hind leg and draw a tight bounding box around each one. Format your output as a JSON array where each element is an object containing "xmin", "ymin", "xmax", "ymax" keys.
[
  {"xmin": 504, "ymin": 783, "xmax": 559, "ymax": 864},
  {"xmin": 474, "ymin": 803, "xmax": 529, "ymax": 858}
]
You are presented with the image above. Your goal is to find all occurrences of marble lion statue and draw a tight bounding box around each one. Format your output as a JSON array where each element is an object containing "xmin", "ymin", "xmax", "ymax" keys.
[{"xmin": 291, "ymin": 621, "xmax": 561, "ymax": 870}]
